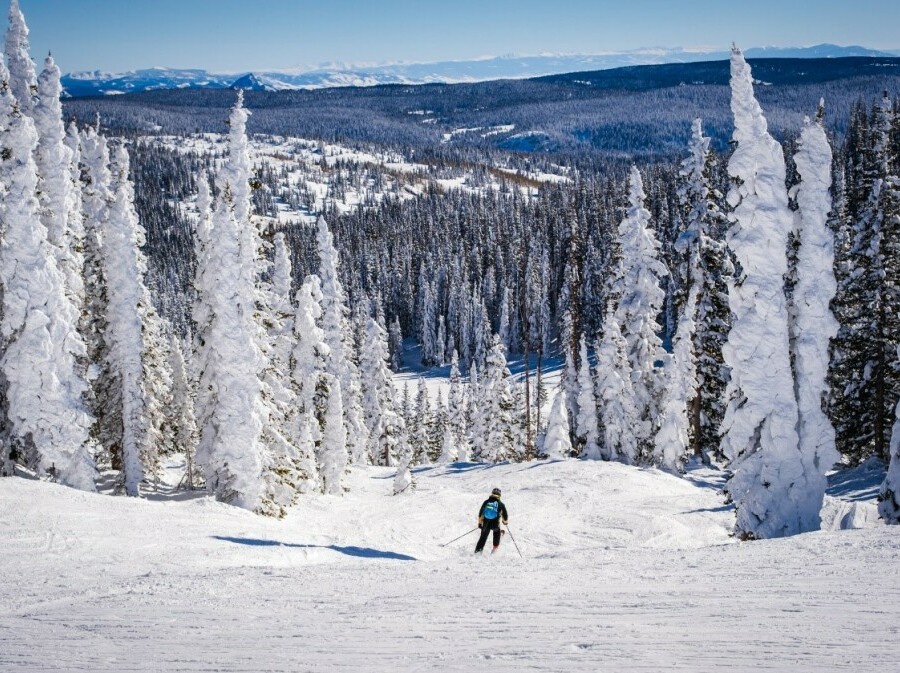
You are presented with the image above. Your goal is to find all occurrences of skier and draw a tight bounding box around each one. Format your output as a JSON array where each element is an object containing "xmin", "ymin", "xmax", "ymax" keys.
[{"xmin": 474, "ymin": 487, "xmax": 509, "ymax": 554}]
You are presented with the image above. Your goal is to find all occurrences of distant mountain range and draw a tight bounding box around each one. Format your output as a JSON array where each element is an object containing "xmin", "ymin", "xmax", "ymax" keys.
[{"xmin": 61, "ymin": 44, "xmax": 900, "ymax": 97}]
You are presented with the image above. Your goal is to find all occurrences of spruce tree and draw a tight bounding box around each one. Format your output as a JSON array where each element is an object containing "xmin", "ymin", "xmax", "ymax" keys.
[
  {"xmin": 575, "ymin": 336, "xmax": 601, "ymax": 459},
  {"xmin": 612, "ymin": 167, "xmax": 668, "ymax": 460},
  {"xmin": 0, "ymin": 59, "xmax": 96, "ymax": 490},
  {"xmin": 676, "ymin": 118, "xmax": 731, "ymax": 462},
  {"xmin": 721, "ymin": 47, "xmax": 813, "ymax": 539},
  {"xmin": 790, "ymin": 105, "xmax": 841, "ymax": 482}
]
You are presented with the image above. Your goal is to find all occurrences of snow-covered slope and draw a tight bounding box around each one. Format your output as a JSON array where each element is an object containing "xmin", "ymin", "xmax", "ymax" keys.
[
  {"xmin": 60, "ymin": 44, "xmax": 895, "ymax": 96},
  {"xmin": 1, "ymin": 458, "xmax": 895, "ymax": 672}
]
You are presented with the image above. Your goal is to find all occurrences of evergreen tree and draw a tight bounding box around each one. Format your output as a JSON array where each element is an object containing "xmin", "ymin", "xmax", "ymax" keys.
[
  {"xmin": 828, "ymin": 93, "xmax": 900, "ymax": 464},
  {"xmin": 0, "ymin": 59, "xmax": 96, "ymax": 490},
  {"xmin": 360, "ymin": 316, "xmax": 405, "ymax": 467},
  {"xmin": 33, "ymin": 54, "xmax": 84, "ymax": 308},
  {"xmin": 543, "ymin": 387, "xmax": 573, "ymax": 460},
  {"xmin": 169, "ymin": 337, "xmax": 200, "ymax": 489},
  {"xmin": 317, "ymin": 215, "xmax": 367, "ymax": 464},
  {"xmin": 194, "ymin": 183, "xmax": 266, "ymax": 511},
  {"xmin": 612, "ymin": 166, "xmax": 668, "ymax": 460},
  {"xmin": 319, "ymin": 373, "xmax": 348, "ymax": 495},
  {"xmin": 4, "ymin": 0, "xmax": 36, "ymax": 116},
  {"xmin": 290, "ymin": 276, "xmax": 327, "ymax": 490},
  {"xmin": 721, "ymin": 47, "xmax": 813, "ymax": 539},
  {"xmin": 790, "ymin": 105, "xmax": 841, "ymax": 482},
  {"xmin": 575, "ymin": 335, "xmax": 601, "ymax": 459},
  {"xmin": 476, "ymin": 335, "xmax": 518, "ymax": 463},
  {"xmin": 595, "ymin": 311, "xmax": 640, "ymax": 464},
  {"xmin": 411, "ymin": 377, "xmax": 431, "ymax": 464},
  {"xmin": 103, "ymin": 144, "xmax": 173, "ymax": 494},
  {"xmin": 448, "ymin": 351, "xmax": 469, "ymax": 462},
  {"xmin": 676, "ymin": 118, "xmax": 731, "ymax": 462}
]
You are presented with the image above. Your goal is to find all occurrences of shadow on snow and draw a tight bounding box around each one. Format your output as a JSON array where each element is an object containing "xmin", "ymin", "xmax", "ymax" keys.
[{"xmin": 211, "ymin": 535, "xmax": 417, "ymax": 561}]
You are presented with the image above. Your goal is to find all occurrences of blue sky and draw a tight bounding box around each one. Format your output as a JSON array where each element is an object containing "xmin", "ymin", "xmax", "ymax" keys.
[{"xmin": 13, "ymin": 0, "xmax": 900, "ymax": 73}]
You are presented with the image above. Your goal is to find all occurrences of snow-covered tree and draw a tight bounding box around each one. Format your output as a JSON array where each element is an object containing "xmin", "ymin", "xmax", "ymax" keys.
[
  {"xmin": 721, "ymin": 47, "xmax": 814, "ymax": 539},
  {"xmin": 360, "ymin": 316, "xmax": 405, "ymax": 466},
  {"xmin": 595, "ymin": 309, "xmax": 640, "ymax": 464},
  {"xmin": 880, "ymin": 350, "xmax": 900, "ymax": 524},
  {"xmin": 194, "ymin": 183, "xmax": 266, "ymax": 511},
  {"xmin": 543, "ymin": 388, "xmax": 572, "ymax": 460},
  {"xmin": 0, "ymin": 59, "xmax": 96, "ymax": 490},
  {"xmin": 448, "ymin": 351, "xmax": 469, "ymax": 462},
  {"xmin": 168, "ymin": 337, "xmax": 200, "ymax": 489},
  {"xmin": 612, "ymin": 166, "xmax": 668, "ymax": 460},
  {"xmin": 33, "ymin": 54, "xmax": 84, "ymax": 308},
  {"xmin": 290, "ymin": 276, "xmax": 327, "ymax": 491},
  {"xmin": 676, "ymin": 118, "xmax": 732, "ymax": 462},
  {"xmin": 475, "ymin": 335, "xmax": 518, "ymax": 463},
  {"xmin": 393, "ymin": 434, "xmax": 414, "ymax": 495},
  {"xmin": 319, "ymin": 373, "xmax": 348, "ymax": 495},
  {"xmin": 790, "ymin": 104, "xmax": 841, "ymax": 483},
  {"xmin": 411, "ymin": 377, "xmax": 432, "ymax": 464},
  {"xmin": 575, "ymin": 336, "xmax": 601, "ymax": 459},
  {"xmin": 4, "ymin": 0, "xmax": 36, "ymax": 115},
  {"xmin": 102, "ymin": 144, "xmax": 174, "ymax": 494},
  {"xmin": 317, "ymin": 215, "xmax": 367, "ymax": 464}
]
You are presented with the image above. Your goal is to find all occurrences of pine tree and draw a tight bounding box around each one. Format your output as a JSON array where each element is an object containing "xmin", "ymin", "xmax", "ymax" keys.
[
  {"xmin": 4, "ymin": 0, "xmax": 36, "ymax": 116},
  {"xmin": 105, "ymin": 145, "xmax": 179, "ymax": 493},
  {"xmin": 290, "ymin": 276, "xmax": 326, "ymax": 491},
  {"xmin": 411, "ymin": 377, "xmax": 432, "ymax": 464},
  {"xmin": 448, "ymin": 351, "xmax": 469, "ymax": 462},
  {"xmin": 721, "ymin": 47, "xmax": 811, "ymax": 539},
  {"xmin": 319, "ymin": 373, "xmax": 348, "ymax": 495},
  {"xmin": 880, "ymin": 342, "xmax": 900, "ymax": 523},
  {"xmin": 360, "ymin": 316, "xmax": 405, "ymax": 466},
  {"xmin": 543, "ymin": 387, "xmax": 573, "ymax": 460},
  {"xmin": 169, "ymin": 337, "xmax": 200, "ymax": 489},
  {"xmin": 575, "ymin": 336, "xmax": 601, "ymax": 459},
  {"xmin": 33, "ymin": 54, "xmax": 84, "ymax": 308},
  {"xmin": 317, "ymin": 216, "xmax": 367, "ymax": 465},
  {"xmin": 476, "ymin": 335, "xmax": 518, "ymax": 463},
  {"xmin": 612, "ymin": 166, "xmax": 668, "ymax": 460},
  {"xmin": 790, "ymin": 104, "xmax": 841, "ymax": 484},
  {"xmin": 0, "ymin": 59, "xmax": 96, "ymax": 490},
  {"xmin": 595, "ymin": 311, "xmax": 640, "ymax": 464},
  {"xmin": 676, "ymin": 118, "xmax": 731, "ymax": 462},
  {"xmin": 194, "ymin": 183, "xmax": 266, "ymax": 510}
]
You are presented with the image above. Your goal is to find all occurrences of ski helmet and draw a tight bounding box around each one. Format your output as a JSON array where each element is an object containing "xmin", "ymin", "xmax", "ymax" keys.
[{"xmin": 491, "ymin": 487, "xmax": 501, "ymax": 497}]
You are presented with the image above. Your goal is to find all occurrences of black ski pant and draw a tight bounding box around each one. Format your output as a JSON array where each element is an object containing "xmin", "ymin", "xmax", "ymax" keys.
[{"xmin": 475, "ymin": 518, "xmax": 502, "ymax": 552}]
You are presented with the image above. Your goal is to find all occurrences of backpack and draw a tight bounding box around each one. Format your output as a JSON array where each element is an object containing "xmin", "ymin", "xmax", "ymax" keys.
[{"xmin": 483, "ymin": 499, "xmax": 500, "ymax": 520}]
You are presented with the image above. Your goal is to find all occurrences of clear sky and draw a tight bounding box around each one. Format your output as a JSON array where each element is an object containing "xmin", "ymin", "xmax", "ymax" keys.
[{"xmin": 11, "ymin": 0, "xmax": 900, "ymax": 73}]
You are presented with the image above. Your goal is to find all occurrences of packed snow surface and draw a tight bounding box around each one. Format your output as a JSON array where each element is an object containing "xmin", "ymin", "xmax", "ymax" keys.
[{"xmin": 1, "ymin": 459, "xmax": 897, "ymax": 672}]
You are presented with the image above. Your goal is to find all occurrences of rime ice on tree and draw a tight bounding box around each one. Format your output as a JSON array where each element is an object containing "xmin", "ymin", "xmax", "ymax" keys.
[{"xmin": 721, "ymin": 48, "xmax": 818, "ymax": 539}]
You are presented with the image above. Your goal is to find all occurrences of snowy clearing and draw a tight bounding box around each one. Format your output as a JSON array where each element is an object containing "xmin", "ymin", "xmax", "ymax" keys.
[{"xmin": 2, "ymin": 459, "xmax": 898, "ymax": 672}]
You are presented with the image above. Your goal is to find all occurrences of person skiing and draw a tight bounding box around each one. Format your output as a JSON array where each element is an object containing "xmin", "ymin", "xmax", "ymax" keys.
[{"xmin": 475, "ymin": 487, "xmax": 508, "ymax": 554}]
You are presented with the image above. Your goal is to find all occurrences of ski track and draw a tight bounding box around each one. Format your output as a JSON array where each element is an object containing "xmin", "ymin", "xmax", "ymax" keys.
[{"xmin": 2, "ymin": 460, "xmax": 899, "ymax": 672}]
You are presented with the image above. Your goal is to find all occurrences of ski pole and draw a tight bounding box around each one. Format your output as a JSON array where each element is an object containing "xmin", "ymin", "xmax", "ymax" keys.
[
  {"xmin": 505, "ymin": 525, "xmax": 524, "ymax": 559},
  {"xmin": 440, "ymin": 527, "xmax": 479, "ymax": 547}
]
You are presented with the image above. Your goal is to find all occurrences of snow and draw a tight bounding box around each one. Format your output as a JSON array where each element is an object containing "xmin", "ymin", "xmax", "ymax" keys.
[{"xmin": 2, "ymin": 458, "xmax": 898, "ymax": 672}]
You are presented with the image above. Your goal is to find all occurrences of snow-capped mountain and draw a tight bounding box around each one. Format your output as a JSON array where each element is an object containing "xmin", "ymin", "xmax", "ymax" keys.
[{"xmin": 60, "ymin": 44, "xmax": 896, "ymax": 97}]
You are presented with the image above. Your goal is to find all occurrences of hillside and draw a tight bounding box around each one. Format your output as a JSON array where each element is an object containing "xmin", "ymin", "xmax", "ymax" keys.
[
  {"xmin": 0, "ymin": 459, "xmax": 895, "ymax": 672},
  {"xmin": 64, "ymin": 57, "xmax": 900, "ymax": 162}
]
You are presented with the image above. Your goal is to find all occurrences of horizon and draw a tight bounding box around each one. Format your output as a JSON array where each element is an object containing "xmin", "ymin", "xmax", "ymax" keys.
[{"xmin": 7, "ymin": 0, "xmax": 900, "ymax": 74}]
